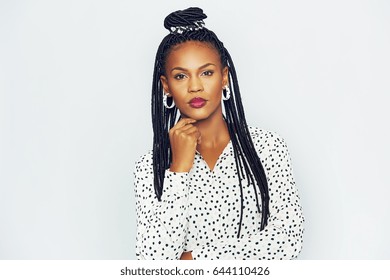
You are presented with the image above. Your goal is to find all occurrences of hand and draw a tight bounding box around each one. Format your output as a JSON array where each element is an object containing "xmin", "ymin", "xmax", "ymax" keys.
[
  {"xmin": 180, "ymin": 251, "xmax": 193, "ymax": 260},
  {"xmin": 169, "ymin": 118, "xmax": 201, "ymax": 172}
]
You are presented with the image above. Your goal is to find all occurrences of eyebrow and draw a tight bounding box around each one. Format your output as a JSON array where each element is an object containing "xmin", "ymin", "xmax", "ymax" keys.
[{"xmin": 170, "ymin": 63, "xmax": 216, "ymax": 73}]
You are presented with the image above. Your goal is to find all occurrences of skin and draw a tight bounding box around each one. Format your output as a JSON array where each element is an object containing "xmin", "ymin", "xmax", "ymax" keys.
[{"xmin": 160, "ymin": 41, "xmax": 230, "ymax": 260}]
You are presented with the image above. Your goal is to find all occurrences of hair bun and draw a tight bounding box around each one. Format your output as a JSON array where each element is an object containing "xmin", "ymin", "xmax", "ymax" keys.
[{"xmin": 164, "ymin": 7, "xmax": 207, "ymax": 31}]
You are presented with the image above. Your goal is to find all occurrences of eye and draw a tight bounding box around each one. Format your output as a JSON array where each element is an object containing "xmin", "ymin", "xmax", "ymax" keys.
[
  {"xmin": 202, "ymin": 70, "xmax": 214, "ymax": 76},
  {"xmin": 174, "ymin": 73, "xmax": 187, "ymax": 80}
]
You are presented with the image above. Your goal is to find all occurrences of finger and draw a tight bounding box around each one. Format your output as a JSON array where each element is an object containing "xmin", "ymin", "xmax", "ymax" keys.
[
  {"xmin": 171, "ymin": 124, "xmax": 196, "ymax": 139},
  {"xmin": 170, "ymin": 126, "xmax": 199, "ymax": 144},
  {"xmin": 187, "ymin": 128, "xmax": 201, "ymax": 140},
  {"xmin": 172, "ymin": 126, "xmax": 198, "ymax": 140},
  {"xmin": 181, "ymin": 126, "xmax": 199, "ymax": 135},
  {"xmin": 170, "ymin": 119, "xmax": 197, "ymax": 136},
  {"xmin": 173, "ymin": 118, "xmax": 196, "ymax": 130},
  {"xmin": 179, "ymin": 123, "xmax": 197, "ymax": 132}
]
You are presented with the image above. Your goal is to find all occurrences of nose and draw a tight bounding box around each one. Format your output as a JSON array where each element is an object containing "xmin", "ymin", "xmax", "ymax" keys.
[{"xmin": 188, "ymin": 76, "xmax": 203, "ymax": 93}]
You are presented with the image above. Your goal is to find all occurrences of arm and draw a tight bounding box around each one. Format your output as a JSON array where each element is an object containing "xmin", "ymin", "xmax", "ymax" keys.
[
  {"xmin": 135, "ymin": 118, "xmax": 201, "ymax": 260},
  {"xmin": 190, "ymin": 135, "xmax": 304, "ymax": 260},
  {"xmin": 134, "ymin": 153, "xmax": 190, "ymax": 260}
]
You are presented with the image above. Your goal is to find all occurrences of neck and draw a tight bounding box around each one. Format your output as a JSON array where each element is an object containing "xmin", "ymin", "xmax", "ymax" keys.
[{"xmin": 191, "ymin": 107, "xmax": 230, "ymax": 148}]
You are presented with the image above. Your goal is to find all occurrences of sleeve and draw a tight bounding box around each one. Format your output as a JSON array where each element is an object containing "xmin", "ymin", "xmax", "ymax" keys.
[
  {"xmin": 190, "ymin": 133, "xmax": 304, "ymax": 260},
  {"xmin": 134, "ymin": 153, "xmax": 190, "ymax": 260}
]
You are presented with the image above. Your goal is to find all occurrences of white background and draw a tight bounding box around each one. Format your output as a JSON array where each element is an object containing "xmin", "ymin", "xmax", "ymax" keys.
[{"xmin": 1, "ymin": 0, "xmax": 389, "ymax": 259}]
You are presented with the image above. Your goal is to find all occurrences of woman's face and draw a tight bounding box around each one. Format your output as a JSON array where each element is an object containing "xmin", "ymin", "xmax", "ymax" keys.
[{"xmin": 160, "ymin": 41, "xmax": 228, "ymax": 121}]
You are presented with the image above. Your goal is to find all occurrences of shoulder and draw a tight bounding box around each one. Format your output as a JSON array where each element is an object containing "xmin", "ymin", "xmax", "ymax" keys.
[
  {"xmin": 248, "ymin": 126, "xmax": 286, "ymax": 148},
  {"xmin": 134, "ymin": 150, "xmax": 153, "ymax": 174},
  {"xmin": 133, "ymin": 150, "xmax": 155, "ymax": 197},
  {"xmin": 247, "ymin": 126, "xmax": 291, "ymax": 160},
  {"xmin": 247, "ymin": 126, "xmax": 293, "ymax": 171}
]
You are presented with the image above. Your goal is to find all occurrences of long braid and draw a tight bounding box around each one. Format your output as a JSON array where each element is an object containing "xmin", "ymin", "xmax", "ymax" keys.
[
  {"xmin": 224, "ymin": 49, "xmax": 270, "ymax": 231},
  {"xmin": 151, "ymin": 36, "xmax": 179, "ymax": 200},
  {"xmin": 151, "ymin": 7, "xmax": 270, "ymax": 233}
]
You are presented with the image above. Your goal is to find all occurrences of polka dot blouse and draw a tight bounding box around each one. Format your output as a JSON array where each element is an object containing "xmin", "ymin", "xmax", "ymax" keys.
[{"xmin": 134, "ymin": 127, "xmax": 304, "ymax": 260}]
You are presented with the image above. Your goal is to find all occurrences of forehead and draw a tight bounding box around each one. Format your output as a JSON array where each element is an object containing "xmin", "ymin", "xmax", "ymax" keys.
[{"xmin": 165, "ymin": 41, "xmax": 221, "ymax": 69}]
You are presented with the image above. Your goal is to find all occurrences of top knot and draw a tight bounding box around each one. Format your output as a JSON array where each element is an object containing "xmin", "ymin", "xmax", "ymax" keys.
[{"xmin": 164, "ymin": 7, "xmax": 207, "ymax": 34}]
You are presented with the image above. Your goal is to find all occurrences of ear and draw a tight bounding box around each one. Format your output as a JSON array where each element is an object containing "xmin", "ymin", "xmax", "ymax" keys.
[
  {"xmin": 222, "ymin": 66, "xmax": 229, "ymax": 88},
  {"xmin": 160, "ymin": 75, "xmax": 171, "ymax": 96}
]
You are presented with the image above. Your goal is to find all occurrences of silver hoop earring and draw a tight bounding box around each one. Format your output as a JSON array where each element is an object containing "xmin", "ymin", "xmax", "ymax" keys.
[
  {"xmin": 163, "ymin": 92, "xmax": 175, "ymax": 109},
  {"xmin": 222, "ymin": 86, "xmax": 231, "ymax": 101}
]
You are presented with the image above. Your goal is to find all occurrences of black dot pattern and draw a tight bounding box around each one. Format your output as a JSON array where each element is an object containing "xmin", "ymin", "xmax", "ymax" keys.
[{"xmin": 134, "ymin": 127, "xmax": 304, "ymax": 260}]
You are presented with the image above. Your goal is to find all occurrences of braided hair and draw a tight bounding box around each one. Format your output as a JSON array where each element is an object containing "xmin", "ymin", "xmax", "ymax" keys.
[{"xmin": 151, "ymin": 7, "xmax": 270, "ymax": 236}]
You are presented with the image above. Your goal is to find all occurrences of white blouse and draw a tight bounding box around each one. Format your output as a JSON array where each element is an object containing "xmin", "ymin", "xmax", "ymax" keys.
[{"xmin": 134, "ymin": 127, "xmax": 304, "ymax": 260}]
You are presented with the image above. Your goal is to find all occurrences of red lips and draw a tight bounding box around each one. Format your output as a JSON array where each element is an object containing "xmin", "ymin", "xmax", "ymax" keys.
[{"xmin": 189, "ymin": 97, "xmax": 206, "ymax": 108}]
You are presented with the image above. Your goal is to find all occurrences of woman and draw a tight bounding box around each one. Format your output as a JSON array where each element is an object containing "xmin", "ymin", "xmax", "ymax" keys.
[{"xmin": 134, "ymin": 7, "xmax": 304, "ymax": 260}]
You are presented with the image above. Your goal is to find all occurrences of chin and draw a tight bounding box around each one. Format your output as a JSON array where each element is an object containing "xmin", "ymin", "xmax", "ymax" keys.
[{"xmin": 180, "ymin": 114, "xmax": 207, "ymax": 121}]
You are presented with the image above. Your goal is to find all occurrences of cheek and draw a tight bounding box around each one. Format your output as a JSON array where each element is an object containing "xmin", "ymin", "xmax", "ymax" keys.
[
  {"xmin": 206, "ymin": 79, "xmax": 223, "ymax": 96},
  {"xmin": 167, "ymin": 80, "xmax": 185, "ymax": 95},
  {"xmin": 168, "ymin": 84, "xmax": 187, "ymax": 103}
]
